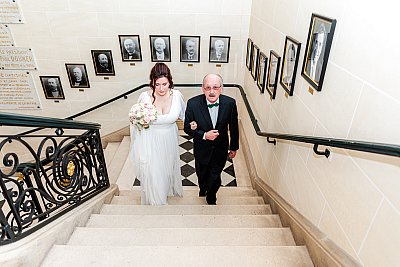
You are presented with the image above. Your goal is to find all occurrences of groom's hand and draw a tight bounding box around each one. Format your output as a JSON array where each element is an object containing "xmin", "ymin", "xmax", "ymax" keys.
[{"xmin": 205, "ymin": 130, "xmax": 219, "ymax": 140}]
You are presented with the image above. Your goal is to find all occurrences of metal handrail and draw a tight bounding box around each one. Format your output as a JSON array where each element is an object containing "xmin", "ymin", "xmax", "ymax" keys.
[{"xmin": 6, "ymin": 83, "xmax": 400, "ymax": 158}]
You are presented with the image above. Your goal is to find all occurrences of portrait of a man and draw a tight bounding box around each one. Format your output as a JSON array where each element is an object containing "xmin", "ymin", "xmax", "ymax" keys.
[
  {"xmin": 119, "ymin": 35, "xmax": 142, "ymax": 61},
  {"xmin": 65, "ymin": 64, "xmax": 90, "ymax": 88},
  {"xmin": 149, "ymin": 35, "xmax": 171, "ymax": 62},
  {"xmin": 209, "ymin": 36, "xmax": 230, "ymax": 63},
  {"xmin": 40, "ymin": 76, "xmax": 65, "ymax": 99},
  {"xmin": 280, "ymin": 36, "xmax": 301, "ymax": 95},
  {"xmin": 301, "ymin": 14, "xmax": 337, "ymax": 91},
  {"xmin": 180, "ymin": 36, "xmax": 200, "ymax": 62},
  {"xmin": 266, "ymin": 50, "xmax": 281, "ymax": 99},
  {"xmin": 91, "ymin": 50, "xmax": 115, "ymax": 76}
]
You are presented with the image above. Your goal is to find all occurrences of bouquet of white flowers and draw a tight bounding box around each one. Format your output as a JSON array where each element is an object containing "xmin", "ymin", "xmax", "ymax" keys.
[{"xmin": 129, "ymin": 102, "xmax": 157, "ymax": 131}]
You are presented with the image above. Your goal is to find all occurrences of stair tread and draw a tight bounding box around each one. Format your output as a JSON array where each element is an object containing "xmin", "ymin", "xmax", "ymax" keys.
[
  {"xmin": 111, "ymin": 195, "xmax": 265, "ymax": 205},
  {"xmin": 42, "ymin": 245, "xmax": 314, "ymax": 267},
  {"xmin": 68, "ymin": 227, "xmax": 296, "ymax": 246},
  {"xmin": 100, "ymin": 204, "xmax": 272, "ymax": 215},
  {"xmin": 86, "ymin": 214, "xmax": 282, "ymax": 228}
]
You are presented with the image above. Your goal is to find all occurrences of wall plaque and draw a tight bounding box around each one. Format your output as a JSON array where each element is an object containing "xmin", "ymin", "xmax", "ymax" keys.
[
  {"xmin": 0, "ymin": 70, "xmax": 41, "ymax": 110},
  {"xmin": 0, "ymin": 47, "xmax": 37, "ymax": 69},
  {"xmin": 0, "ymin": 0, "xmax": 23, "ymax": 23},
  {"xmin": 0, "ymin": 24, "xmax": 14, "ymax": 46}
]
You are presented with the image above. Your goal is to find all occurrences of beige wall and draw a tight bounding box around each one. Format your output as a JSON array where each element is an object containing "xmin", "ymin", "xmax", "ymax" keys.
[
  {"xmin": 245, "ymin": 0, "xmax": 400, "ymax": 266},
  {"xmin": 4, "ymin": 0, "xmax": 251, "ymax": 134}
]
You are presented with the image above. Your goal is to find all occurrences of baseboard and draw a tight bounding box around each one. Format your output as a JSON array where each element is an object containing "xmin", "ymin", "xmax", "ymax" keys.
[{"xmin": 239, "ymin": 121, "xmax": 361, "ymax": 267}]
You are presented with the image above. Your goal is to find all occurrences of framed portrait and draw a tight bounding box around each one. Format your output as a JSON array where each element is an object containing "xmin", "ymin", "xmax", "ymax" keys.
[
  {"xmin": 149, "ymin": 35, "xmax": 171, "ymax": 62},
  {"xmin": 118, "ymin": 35, "xmax": 142, "ymax": 62},
  {"xmin": 180, "ymin": 36, "xmax": 200, "ymax": 63},
  {"xmin": 246, "ymin": 38, "xmax": 253, "ymax": 70},
  {"xmin": 40, "ymin": 76, "xmax": 65, "ymax": 100},
  {"xmin": 65, "ymin": 64, "xmax": 90, "ymax": 88},
  {"xmin": 279, "ymin": 36, "xmax": 301, "ymax": 96},
  {"xmin": 91, "ymin": 50, "xmax": 115, "ymax": 76},
  {"xmin": 301, "ymin": 13, "xmax": 337, "ymax": 91},
  {"xmin": 250, "ymin": 44, "xmax": 259, "ymax": 81},
  {"xmin": 266, "ymin": 50, "xmax": 281, "ymax": 99},
  {"xmin": 256, "ymin": 52, "xmax": 267, "ymax": 93},
  {"xmin": 209, "ymin": 36, "xmax": 230, "ymax": 63}
]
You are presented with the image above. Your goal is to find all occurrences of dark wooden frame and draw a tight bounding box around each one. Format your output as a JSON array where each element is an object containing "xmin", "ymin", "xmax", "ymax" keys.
[
  {"xmin": 91, "ymin": 50, "xmax": 115, "ymax": 76},
  {"xmin": 208, "ymin": 36, "xmax": 230, "ymax": 63},
  {"xmin": 279, "ymin": 36, "xmax": 301, "ymax": 96},
  {"xmin": 250, "ymin": 44, "xmax": 259, "ymax": 81},
  {"xmin": 118, "ymin": 35, "xmax": 142, "ymax": 62},
  {"xmin": 65, "ymin": 64, "xmax": 90, "ymax": 88},
  {"xmin": 256, "ymin": 52, "xmax": 267, "ymax": 93},
  {"xmin": 149, "ymin": 35, "xmax": 171, "ymax": 62},
  {"xmin": 266, "ymin": 50, "xmax": 281, "ymax": 99},
  {"xmin": 301, "ymin": 13, "xmax": 337, "ymax": 91},
  {"xmin": 246, "ymin": 38, "xmax": 253, "ymax": 70},
  {"xmin": 180, "ymin": 35, "xmax": 200, "ymax": 63},
  {"xmin": 40, "ymin": 76, "xmax": 65, "ymax": 100}
]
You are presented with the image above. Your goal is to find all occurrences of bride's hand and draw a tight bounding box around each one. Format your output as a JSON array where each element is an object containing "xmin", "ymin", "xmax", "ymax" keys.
[{"xmin": 190, "ymin": 121, "xmax": 197, "ymax": 130}]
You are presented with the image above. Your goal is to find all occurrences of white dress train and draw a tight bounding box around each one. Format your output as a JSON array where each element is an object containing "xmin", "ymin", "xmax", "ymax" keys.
[{"xmin": 130, "ymin": 89, "xmax": 185, "ymax": 205}]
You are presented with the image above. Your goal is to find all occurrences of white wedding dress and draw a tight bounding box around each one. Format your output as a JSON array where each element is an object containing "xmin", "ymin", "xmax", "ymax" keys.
[{"xmin": 130, "ymin": 89, "xmax": 185, "ymax": 205}]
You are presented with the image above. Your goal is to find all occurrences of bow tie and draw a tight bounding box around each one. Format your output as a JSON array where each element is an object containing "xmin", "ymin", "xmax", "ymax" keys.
[{"xmin": 207, "ymin": 102, "xmax": 219, "ymax": 108}]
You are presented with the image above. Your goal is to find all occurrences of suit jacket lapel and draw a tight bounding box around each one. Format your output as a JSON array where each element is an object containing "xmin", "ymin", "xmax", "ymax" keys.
[
  {"xmin": 199, "ymin": 96, "xmax": 214, "ymax": 129},
  {"xmin": 215, "ymin": 97, "xmax": 226, "ymax": 128}
]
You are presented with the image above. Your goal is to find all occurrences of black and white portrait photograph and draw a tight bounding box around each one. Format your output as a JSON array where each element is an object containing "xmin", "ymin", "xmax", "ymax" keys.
[
  {"xmin": 180, "ymin": 36, "xmax": 200, "ymax": 63},
  {"xmin": 266, "ymin": 50, "xmax": 281, "ymax": 99},
  {"xmin": 251, "ymin": 44, "xmax": 259, "ymax": 81},
  {"xmin": 301, "ymin": 13, "xmax": 337, "ymax": 91},
  {"xmin": 209, "ymin": 36, "xmax": 230, "ymax": 63},
  {"xmin": 65, "ymin": 64, "xmax": 90, "ymax": 88},
  {"xmin": 149, "ymin": 35, "xmax": 171, "ymax": 62},
  {"xmin": 257, "ymin": 52, "xmax": 267, "ymax": 93},
  {"xmin": 118, "ymin": 35, "xmax": 142, "ymax": 62},
  {"xmin": 40, "ymin": 76, "xmax": 65, "ymax": 100},
  {"xmin": 280, "ymin": 36, "xmax": 301, "ymax": 96},
  {"xmin": 246, "ymin": 38, "xmax": 253, "ymax": 70},
  {"xmin": 91, "ymin": 50, "xmax": 115, "ymax": 76}
]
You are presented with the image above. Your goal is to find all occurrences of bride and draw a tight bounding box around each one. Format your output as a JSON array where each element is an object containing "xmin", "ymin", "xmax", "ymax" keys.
[{"xmin": 130, "ymin": 63, "xmax": 185, "ymax": 205}]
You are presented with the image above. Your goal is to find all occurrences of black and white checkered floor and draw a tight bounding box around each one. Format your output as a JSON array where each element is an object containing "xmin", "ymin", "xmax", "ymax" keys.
[{"xmin": 133, "ymin": 135, "xmax": 236, "ymax": 187}]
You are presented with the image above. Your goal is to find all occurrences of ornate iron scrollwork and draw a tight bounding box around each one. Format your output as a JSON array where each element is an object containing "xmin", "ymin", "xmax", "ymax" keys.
[{"xmin": 0, "ymin": 129, "xmax": 109, "ymax": 244}]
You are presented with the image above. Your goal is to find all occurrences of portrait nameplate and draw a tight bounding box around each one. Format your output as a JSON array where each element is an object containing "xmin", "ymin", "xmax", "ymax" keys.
[
  {"xmin": 0, "ymin": 24, "xmax": 14, "ymax": 46},
  {"xmin": 0, "ymin": 0, "xmax": 23, "ymax": 24},
  {"xmin": 0, "ymin": 70, "xmax": 41, "ymax": 109},
  {"xmin": 0, "ymin": 47, "xmax": 37, "ymax": 69}
]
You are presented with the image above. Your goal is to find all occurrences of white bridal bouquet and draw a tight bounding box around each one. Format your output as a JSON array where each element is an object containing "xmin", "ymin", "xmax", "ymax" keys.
[{"xmin": 129, "ymin": 102, "xmax": 157, "ymax": 130}]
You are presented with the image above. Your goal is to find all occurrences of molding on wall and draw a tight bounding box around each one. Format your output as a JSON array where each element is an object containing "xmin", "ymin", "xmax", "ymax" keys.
[{"xmin": 239, "ymin": 120, "xmax": 362, "ymax": 267}]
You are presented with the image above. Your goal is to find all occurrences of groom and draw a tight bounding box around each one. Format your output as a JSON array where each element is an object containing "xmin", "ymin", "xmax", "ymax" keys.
[{"xmin": 184, "ymin": 74, "xmax": 239, "ymax": 205}]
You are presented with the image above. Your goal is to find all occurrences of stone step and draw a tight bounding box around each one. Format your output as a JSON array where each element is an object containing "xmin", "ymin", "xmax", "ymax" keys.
[
  {"xmin": 86, "ymin": 214, "xmax": 282, "ymax": 228},
  {"xmin": 42, "ymin": 245, "xmax": 314, "ymax": 267},
  {"xmin": 100, "ymin": 204, "xmax": 272, "ymax": 215},
  {"xmin": 119, "ymin": 187, "xmax": 258, "ymax": 197},
  {"xmin": 103, "ymin": 142, "xmax": 120, "ymax": 167},
  {"xmin": 111, "ymin": 195, "xmax": 265, "ymax": 205},
  {"xmin": 68, "ymin": 227, "xmax": 296, "ymax": 246}
]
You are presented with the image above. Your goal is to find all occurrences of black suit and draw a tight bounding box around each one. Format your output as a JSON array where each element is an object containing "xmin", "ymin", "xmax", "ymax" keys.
[
  {"xmin": 182, "ymin": 52, "xmax": 198, "ymax": 61},
  {"xmin": 152, "ymin": 49, "xmax": 170, "ymax": 61},
  {"xmin": 184, "ymin": 94, "xmax": 239, "ymax": 204},
  {"xmin": 122, "ymin": 49, "xmax": 140, "ymax": 60}
]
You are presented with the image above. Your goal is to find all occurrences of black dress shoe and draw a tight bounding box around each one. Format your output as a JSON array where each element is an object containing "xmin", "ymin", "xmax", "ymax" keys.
[
  {"xmin": 199, "ymin": 190, "xmax": 206, "ymax": 197},
  {"xmin": 206, "ymin": 195, "xmax": 216, "ymax": 205}
]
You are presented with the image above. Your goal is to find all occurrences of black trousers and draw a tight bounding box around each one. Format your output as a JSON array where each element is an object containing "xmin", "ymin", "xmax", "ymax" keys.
[{"xmin": 195, "ymin": 159, "xmax": 225, "ymax": 202}]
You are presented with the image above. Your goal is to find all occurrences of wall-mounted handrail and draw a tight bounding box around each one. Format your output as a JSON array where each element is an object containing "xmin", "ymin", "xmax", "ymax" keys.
[
  {"xmin": 0, "ymin": 112, "xmax": 100, "ymax": 130},
  {"xmin": 6, "ymin": 83, "xmax": 400, "ymax": 158}
]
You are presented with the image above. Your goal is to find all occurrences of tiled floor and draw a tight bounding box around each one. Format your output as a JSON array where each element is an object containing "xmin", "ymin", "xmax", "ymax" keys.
[{"xmin": 133, "ymin": 134, "xmax": 237, "ymax": 187}]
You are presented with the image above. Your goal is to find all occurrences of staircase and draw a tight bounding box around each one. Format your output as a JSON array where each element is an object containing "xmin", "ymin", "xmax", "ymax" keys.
[{"xmin": 40, "ymin": 135, "xmax": 314, "ymax": 266}]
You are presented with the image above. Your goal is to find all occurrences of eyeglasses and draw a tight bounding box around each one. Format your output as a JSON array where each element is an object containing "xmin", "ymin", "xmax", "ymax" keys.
[{"xmin": 203, "ymin": 86, "xmax": 222, "ymax": 91}]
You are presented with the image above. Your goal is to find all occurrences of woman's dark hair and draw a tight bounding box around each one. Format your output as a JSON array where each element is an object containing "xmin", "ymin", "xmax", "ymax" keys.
[{"xmin": 149, "ymin": 63, "xmax": 174, "ymax": 103}]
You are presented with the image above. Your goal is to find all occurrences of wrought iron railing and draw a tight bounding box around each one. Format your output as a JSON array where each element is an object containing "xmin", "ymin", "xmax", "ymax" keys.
[{"xmin": 0, "ymin": 112, "xmax": 109, "ymax": 244}]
